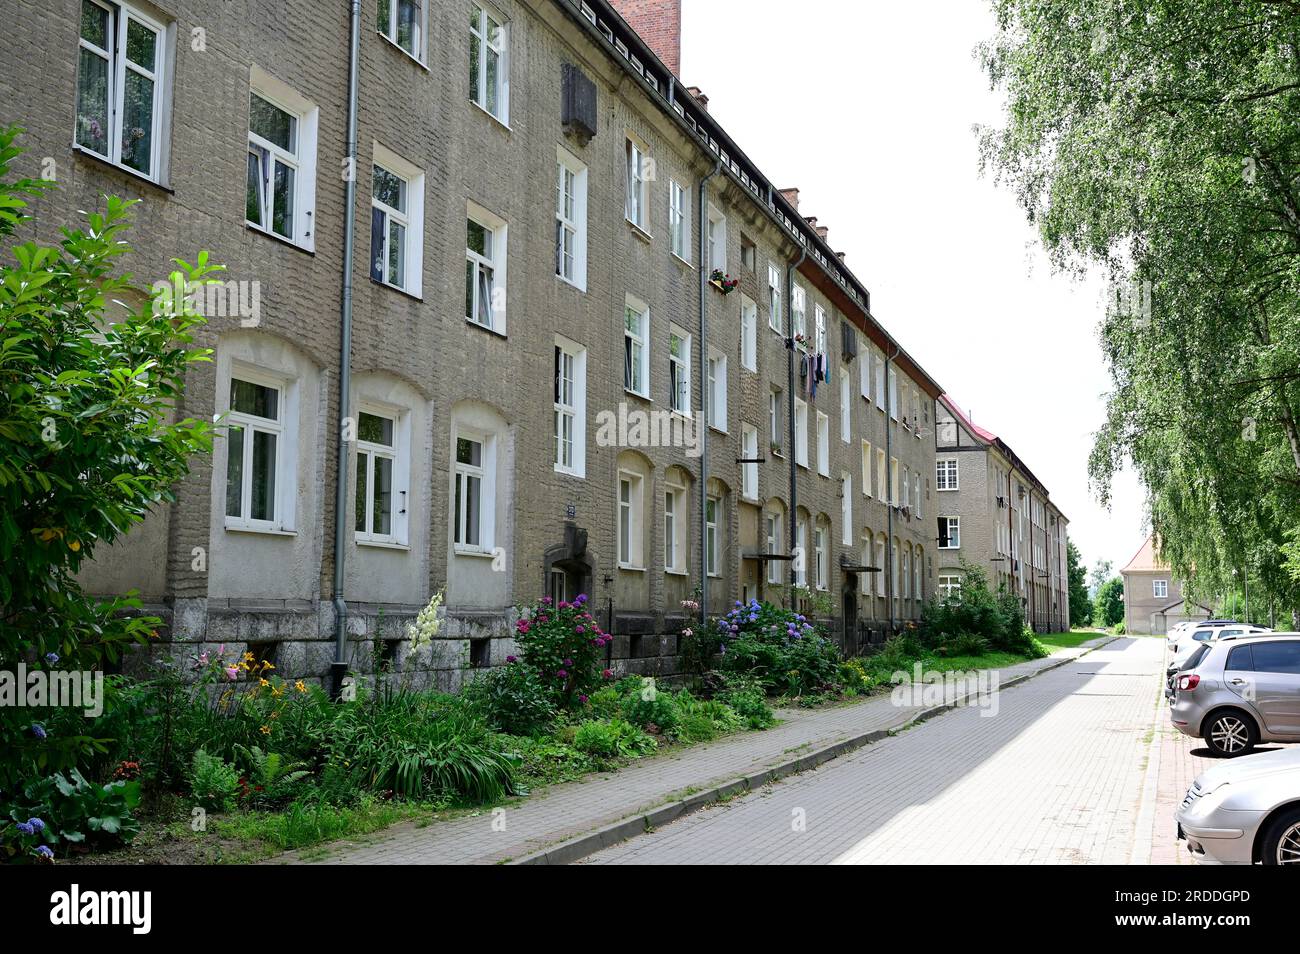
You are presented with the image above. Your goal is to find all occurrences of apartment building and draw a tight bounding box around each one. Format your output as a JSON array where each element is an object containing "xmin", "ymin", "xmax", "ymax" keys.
[
  {"xmin": 933, "ymin": 397, "xmax": 1070, "ymax": 632},
  {"xmin": 1121, "ymin": 536, "xmax": 1210, "ymax": 635},
  {"xmin": 1, "ymin": 0, "xmax": 940, "ymax": 687}
]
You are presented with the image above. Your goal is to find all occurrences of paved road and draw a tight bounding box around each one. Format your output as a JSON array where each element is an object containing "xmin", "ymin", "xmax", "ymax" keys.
[{"xmin": 584, "ymin": 637, "xmax": 1168, "ymax": 864}]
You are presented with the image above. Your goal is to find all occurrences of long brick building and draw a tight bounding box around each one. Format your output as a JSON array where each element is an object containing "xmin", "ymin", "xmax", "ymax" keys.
[{"xmin": 1, "ymin": 0, "xmax": 1044, "ymax": 687}]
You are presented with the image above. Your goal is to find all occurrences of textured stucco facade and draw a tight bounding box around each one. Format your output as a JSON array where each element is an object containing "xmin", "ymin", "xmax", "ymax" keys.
[{"xmin": 3, "ymin": 0, "xmax": 945, "ymax": 684}]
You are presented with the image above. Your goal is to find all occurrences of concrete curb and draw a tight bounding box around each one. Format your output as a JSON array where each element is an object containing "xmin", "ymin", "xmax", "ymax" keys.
[{"xmin": 515, "ymin": 635, "xmax": 1119, "ymax": 865}]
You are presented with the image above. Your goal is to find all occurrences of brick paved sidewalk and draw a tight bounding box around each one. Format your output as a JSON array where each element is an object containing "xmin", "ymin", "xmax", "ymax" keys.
[{"xmin": 274, "ymin": 638, "xmax": 1110, "ymax": 865}]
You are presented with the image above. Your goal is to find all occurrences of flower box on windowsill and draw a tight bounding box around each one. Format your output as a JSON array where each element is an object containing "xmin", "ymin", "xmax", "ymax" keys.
[{"xmin": 709, "ymin": 270, "xmax": 739, "ymax": 295}]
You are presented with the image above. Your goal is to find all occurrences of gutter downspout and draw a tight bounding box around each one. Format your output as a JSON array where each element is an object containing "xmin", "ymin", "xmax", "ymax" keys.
[
  {"xmin": 786, "ymin": 246, "xmax": 807, "ymax": 598},
  {"xmin": 698, "ymin": 158, "xmax": 721, "ymax": 627},
  {"xmin": 330, "ymin": 0, "xmax": 362, "ymax": 700},
  {"xmin": 884, "ymin": 344, "xmax": 900, "ymax": 633}
]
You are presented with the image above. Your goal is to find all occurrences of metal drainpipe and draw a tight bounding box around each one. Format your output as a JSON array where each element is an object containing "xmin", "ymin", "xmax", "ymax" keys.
[
  {"xmin": 786, "ymin": 246, "xmax": 807, "ymax": 599},
  {"xmin": 330, "ymin": 0, "xmax": 362, "ymax": 700},
  {"xmin": 698, "ymin": 159, "xmax": 721, "ymax": 627},
  {"xmin": 884, "ymin": 344, "xmax": 900, "ymax": 633}
]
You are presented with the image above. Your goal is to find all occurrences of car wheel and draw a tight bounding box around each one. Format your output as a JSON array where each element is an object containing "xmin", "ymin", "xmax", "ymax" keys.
[
  {"xmin": 1203, "ymin": 710, "xmax": 1258, "ymax": 757},
  {"xmin": 1260, "ymin": 807, "xmax": 1300, "ymax": 865}
]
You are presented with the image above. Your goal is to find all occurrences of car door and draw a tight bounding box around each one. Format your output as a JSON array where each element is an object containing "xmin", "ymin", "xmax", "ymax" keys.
[{"xmin": 1245, "ymin": 640, "xmax": 1300, "ymax": 738}]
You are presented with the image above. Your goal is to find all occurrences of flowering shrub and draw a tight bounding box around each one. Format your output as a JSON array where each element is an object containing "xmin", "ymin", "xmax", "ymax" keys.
[
  {"xmin": 462, "ymin": 661, "xmax": 557, "ymax": 736},
  {"xmin": 513, "ymin": 594, "xmax": 613, "ymax": 708},
  {"xmin": 710, "ymin": 599, "xmax": 842, "ymax": 696}
]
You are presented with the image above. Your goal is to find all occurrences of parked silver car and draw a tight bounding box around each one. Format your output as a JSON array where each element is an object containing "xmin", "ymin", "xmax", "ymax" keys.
[
  {"xmin": 1170, "ymin": 634, "xmax": 1300, "ymax": 756},
  {"xmin": 1176, "ymin": 746, "xmax": 1300, "ymax": 864},
  {"xmin": 1165, "ymin": 626, "xmax": 1273, "ymax": 698}
]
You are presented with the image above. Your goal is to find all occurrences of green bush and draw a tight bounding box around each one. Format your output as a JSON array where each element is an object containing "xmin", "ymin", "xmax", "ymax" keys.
[
  {"xmin": 621, "ymin": 680, "xmax": 680, "ymax": 733},
  {"xmin": 462, "ymin": 661, "xmax": 557, "ymax": 736},
  {"xmin": 325, "ymin": 694, "xmax": 516, "ymax": 803},
  {"xmin": 190, "ymin": 749, "xmax": 241, "ymax": 813},
  {"xmin": 3, "ymin": 768, "xmax": 141, "ymax": 857},
  {"xmin": 513, "ymin": 594, "xmax": 613, "ymax": 708},
  {"xmin": 919, "ymin": 563, "xmax": 1043, "ymax": 657},
  {"xmin": 232, "ymin": 745, "xmax": 310, "ymax": 809},
  {"xmin": 673, "ymin": 694, "xmax": 744, "ymax": 743},
  {"xmin": 0, "ymin": 127, "xmax": 217, "ymax": 786},
  {"xmin": 572, "ymin": 719, "xmax": 657, "ymax": 759},
  {"xmin": 718, "ymin": 683, "xmax": 776, "ymax": 729},
  {"xmin": 939, "ymin": 633, "xmax": 991, "ymax": 657},
  {"xmin": 711, "ymin": 600, "xmax": 842, "ymax": 695}
]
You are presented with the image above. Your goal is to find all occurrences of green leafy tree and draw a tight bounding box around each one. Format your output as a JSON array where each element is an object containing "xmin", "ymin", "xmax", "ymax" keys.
[
  {"xmin": 979, "ymin": 1, "xmax": 1300, "ymax": 625},
  {"xmin": 1094, "ymin": 577, "xmax": 1125, "ymax": 628},
  {"xmin": 0, "ymin": 127, "xmax": 216, "ymax": 780},
  {"xmin": 1067, "ymin": 541, "xmax": 1091, "ymax": 627}
]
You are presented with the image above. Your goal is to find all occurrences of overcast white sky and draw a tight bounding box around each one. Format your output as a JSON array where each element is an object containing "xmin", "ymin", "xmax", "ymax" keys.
[{"xmin": 680, "ymin": 0, "xmax": 1147, "ymax": 577}]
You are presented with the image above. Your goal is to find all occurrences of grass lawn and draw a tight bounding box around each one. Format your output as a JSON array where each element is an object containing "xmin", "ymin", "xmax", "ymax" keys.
[
  {"xmin": 1035, "ymin": 630, "xmax": 1103, "ymax": 651},
  {"xmin": 921, "ymin": 650, "xmax": 1029, "ymax": 673}
]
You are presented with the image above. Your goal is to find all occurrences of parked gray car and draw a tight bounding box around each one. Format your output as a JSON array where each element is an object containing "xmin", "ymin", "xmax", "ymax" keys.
[{"xmin": 1170, "ymin": 634, "xmax": 1300, "ymax": 757}]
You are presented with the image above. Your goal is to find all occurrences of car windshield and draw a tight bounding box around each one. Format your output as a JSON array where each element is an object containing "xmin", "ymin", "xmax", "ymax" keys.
[{"xmin": 1180, "ymin": 645, "xmax": 1209, "ymax": 671}]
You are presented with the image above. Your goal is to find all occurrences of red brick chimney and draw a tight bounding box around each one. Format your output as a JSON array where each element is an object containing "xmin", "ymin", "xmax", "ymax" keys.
[
  {"xmin": 610, "ymin": 0, "xmax": 682, "ymax": 77},
  {"xmin": 779, "ymin": 188, "xmax": 800, "ymax": 211}
]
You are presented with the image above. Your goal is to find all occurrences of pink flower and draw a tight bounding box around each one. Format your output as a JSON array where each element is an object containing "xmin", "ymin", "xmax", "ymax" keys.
[
  {"xmin": 224, "ymin": 666, "xmax": 238, "ymax": 681},
  {"xmin": 602, "ymin": 669, "xmax": 614, "ymax": 679},
  {"xmin": 576, "ymin": 625, "xmax": 586, "ymax": 633},
  {"xmin": 578, "ymin": 695, "xmax": 589, "ymax": 704}
]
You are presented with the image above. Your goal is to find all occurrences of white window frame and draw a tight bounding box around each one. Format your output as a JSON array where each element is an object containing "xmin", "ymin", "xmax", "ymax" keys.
[
  {"xmin": 816, "ymin": 411, "xmax": 830, "ymax": 477},
  {"xmin": 938, "ymin": 516, "xmax": 960, "ymax": 550},
  {"xmin": 876, "ymin": 539, "xmax": 886, "ymax": 596},
  {"xmin": 669, "ymin": 179, "xmax": 689, "ymax": 261},
  {"xmin": 664, "ymin": 480, "xmax": 686, "ymax": 574},
  {"xmin": 769, "ymin": 389, "xmax": 781, "ymax": 449},
  {"xmin": 466, "ymin": 201, "xmax": 507, "ymax": 333},
  {"xmin": 862, "ymin": 440, "xmax": 872, "ymax": 497},
  {"xmin": 453, "ymin": 427, "xmax": 496, "ymax": 554},
  {"xmin": 740, "ymin": 294, "xmax": 757, "ymax": 372},
  {"xmin": 741, "ymin": 424, "xmax": 759, "ymax": 501},
  {"xmin": 765, "ymin": 513, "xmax": 782, "ymax": 584},
  {"xmin": 875, "ymin": 353, "xmax": 886, "ymax": 408},
  {"xmin": 936, "ymin": 458, "xmax": 959, "ymax": 490},
  {"xmin": 75, "ymin": 0, "xmax": 168, "ymax": 182},
  {"xmin": 553, "ymin": 335, "xmax": 587, "ymax": 477},
  {"xmin": 1154, "ymin": 579, "xmax": 1169, "ymax": 599},
  {"xmin": 623, "ymin": 295, "xmax": 650, "ymax": 398},
  {"xmin": 903, "ymin": 465, "xmax": 911, "ymax": 509},
  {"xmin": 223, "ymin": 365, "xmax": 297, "ymax": 533},
  {"xmin": 814, "ymin": 304, "xmax": 827, "ymax": 355},
  {"xmin": 767, "ymin": 263, "xmax": 783, "ymax": 332},
  {"xmin": 354, "ymin": 403, "xmax": 409, "ymax": 547},
  {"xmin": 813, "ymin": 524, "xmax": 828, "ymax": 591},
  {"xmin": 876, "ymin": 448, "xmax": 887, "ymax": 504},
  {"xmin": 370, "ymin": 143, "xmax": 424, "ymax": 296},
  {"xmin": 841, "ymin": 473, "xmax": 852, "ymax": 545},
  {"xmin": 889, "ymin": 366, "xmax": 899, "ymax": 421},
  {"xmin": 939, "ymin": 574, "xmax": 962, "ymax": 599},
  {"xmin": 890, "ymin": 457, "xmax": 900, "ymax": 505},
  {"xmin": 705, "ymin": 496, "xmax": 721, "ymax": 578},
  {"xmin": 794, "ymin": 399, "xmax": 809, "ymax": 468},
  {"xmin": 839, "ymin": 370, "xmax": 851, "ymax": 443},
  {"xmin": 625, "ymin": 135, "xmax": 651, "ymax": 232},
  {"xmin": 555, "ymin": 147, "xmax": 588, "ymax": 290},
  {"xmin": 617, "ymin": 470, "xmax": 645, "ymax": 569},
  {"xmin": 859, "ymin": 337, "xmax": 871, "ymax": 399},
  {"xmin": 792, "ymin": 285, "xmax": 807, "ymax": 346},
  {"xmin": 914, "ymin": 474, "xmax": 922, "ymax": 518},
  {"xmin": 795, "ymin": 517, "xmax": 808, "ymax": 587},
  {"xmin": 377, "ymin": 0, "xmax": 426, "ymax": 62},
  {"xmin": 469, "ymin": 2, "xmax": 509, "ymax": 124},
  {"xmin": 707, "ymin": 203, "xmax": 727, "ymax": 273},
  {"xmin": 669, "ymin": 324, "xmax": 692, "ymax": 416},
  {"xmin": 246, "ymin": 70, "xmax": 318, "ymax": 250},
  {"xmin": 707, "ymin": 347, "xmax": 727, "ymax": 432}
]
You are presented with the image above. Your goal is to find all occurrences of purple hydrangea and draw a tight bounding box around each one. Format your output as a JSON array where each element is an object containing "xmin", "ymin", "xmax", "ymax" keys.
[
  {"xmin": 36, "ymin": 845, "xmax": 54, "ymax": 860},
  {"xmin": 44, "ymin": 652, "xmax": 59, "ymax": 665},
  {"xmin": 15, "ymin": 822, "xmax": 34, "ymax": 836},
  {"xmin": 26, "ymin": 818, "xmax": 44, "ymax": 833},
  {"xmin": 29, "ymin": 723, "xmax": 46, "ymax": 741}
]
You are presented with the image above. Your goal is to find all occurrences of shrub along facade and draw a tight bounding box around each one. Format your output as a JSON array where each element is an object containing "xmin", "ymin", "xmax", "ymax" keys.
[{"xmin": 3, "ymin": 0, "xmax": 971, "ymax": 687}]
